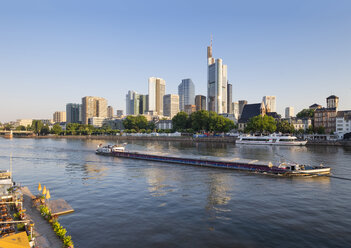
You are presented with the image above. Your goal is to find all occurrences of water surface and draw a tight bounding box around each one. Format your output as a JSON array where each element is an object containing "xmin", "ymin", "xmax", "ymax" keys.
[{"xmin": 0, "ymin": 138, "xmax": 350, "ymax": 248}]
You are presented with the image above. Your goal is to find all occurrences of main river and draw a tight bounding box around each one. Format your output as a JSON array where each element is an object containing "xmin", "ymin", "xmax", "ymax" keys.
[{"xmin": 0, "ymin": 138, "xmax": 351, "ymax": 248}]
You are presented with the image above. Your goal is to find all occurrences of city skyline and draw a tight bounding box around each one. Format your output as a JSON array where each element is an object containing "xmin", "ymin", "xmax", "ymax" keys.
[{"xmin": 1, "ymin": 0, "xmax": 351, "ymax": 122}]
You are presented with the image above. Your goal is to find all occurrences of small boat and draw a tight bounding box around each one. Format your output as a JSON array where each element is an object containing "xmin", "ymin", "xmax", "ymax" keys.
[
  {"xmin": 236, "ymin": 134, "xmax": 307, "ymax": 146},
  {"xmin": 95, "ymin": 144, "xmax": 330, "ymax": 176},
  {"xmin": 96, "ymin": 143, "xmax": 126, "ymax": 154}
]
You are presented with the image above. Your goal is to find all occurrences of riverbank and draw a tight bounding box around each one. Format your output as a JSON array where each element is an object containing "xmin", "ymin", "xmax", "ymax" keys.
[
  {"xmin": 4, "ymin": 134, "xmax": 351, "ymax": 147},
  {"xmin": 21, "ymin": 187, "xmax": 62, "ymax": 248},
  {"xmin": 33, "ymin": 135, "xmax": 238, "ymax": 143}
]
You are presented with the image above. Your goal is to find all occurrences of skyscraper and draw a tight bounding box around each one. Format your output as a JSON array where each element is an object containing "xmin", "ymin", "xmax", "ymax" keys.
[
  {"xmin": 53, "ymin": 111, "xmax": 66, "ymax": 123},
  {"xmin": 207, "ymin": 39, "xmax": 228, "ymax": 113},
  {"xmin": 139, "ymin": 95, "xmax": 148, "ymax": 114},
  {"xmin": 82, "ymin": 96, "xmax": 107, "ymax": 124},
  {"xmin": 285, "ymin": 107, "xmax": 294, "ymax": 118},
  {"xmin": 126, "ymin": 90, "xmax": 139, "ymax": 115},
  {"xmin": 66, "ymin": 103, "xmax": 81, "ymax": 123},
  {"xmin": 227, "ymin": 82, "xmax": 232, "ymax": 114},
  {"xmin": 262, "ymin": 96, "xmax": 276, "ymax": 113},
  {"xmin": 195, "ymin": 95, "xmax": 206, "ymax": 111},
  {"xmin": 163, "ymin": 94, "xmax": 179, "ymax": 118},
  {"xmin": 107, "ymin": 106, "xmax": 114, "ymax": 118},
  {"xmin": 148, "ymin": 77, "xmax": 166, "ymax": 115},
  {"xmin": 178, "ymin": 79, "xmax": 195, "ymax": 111}
]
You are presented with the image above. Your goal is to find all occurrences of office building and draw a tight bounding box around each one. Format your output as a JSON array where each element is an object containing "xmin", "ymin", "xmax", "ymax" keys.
[
  {"xmin": 88, "ymin": 117, "xmax": 107, "ymax": 128},
  {"xmin": 53, "ymin": 111, "xmax": 66, "ymax": 123},
  {"xmin": 126, "ymin": 90, "xmax": 139, "ymax": 115},
  {"xmin": 107, "ymin": 106, "xmax": 114, "ymax": 118},
  {"xmin": 262, "ymin": 96, "xmax": 276, "ymax": 113},
  {"xmin": 148, "ymin": 77, "xmax": 166, "ymax": 115},
  {"xmin": 163, "ymin": 94, "xmax": 179, "ymax": 118},
  {"xmin": 15, "ymin": 119, "xmax": 33, "ymax": 128},
  {"xmin": 285, "ymin": 107, "xmax": 294, "ymax": 118},
  {"xmin": 227, "ymin": 83, "xmax": 232, "ymax": 114},
  {"xmin": 184, "ymin": 105, "xmax": 196, "ymax": 115},
  {"xmin": 232, "ymin": 102, "xmax": 239, "ymax": 120},
  {"xmin": 82, "ymin": 96, "xmax": 107, "ymax": 124},
  {"xmin": 195, "ymin": 95, "xmax": 206, "ymax": 111},
  {"xmin": 207, "ymin": 40, "xmax": 228, "ymax": 113},
  {"xmin": 238, "ymin": 100, "xmax": 248, "ymax": 117},
  {"xmin": 66, "ymin": 103, "xmax": 81, "ymax": 124},
  {"xmin": 139, "ymin": 95, "xmax": 148, "ymax": 114},
  {"xmin": 178, "ymin": 79, "xmax": 195, "ymax": 111}
]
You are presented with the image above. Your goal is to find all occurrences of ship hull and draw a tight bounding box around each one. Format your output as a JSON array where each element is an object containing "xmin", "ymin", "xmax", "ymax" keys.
[{"xmin": 96, "ymin": 151, "xmax": 329, "ymax": 176}]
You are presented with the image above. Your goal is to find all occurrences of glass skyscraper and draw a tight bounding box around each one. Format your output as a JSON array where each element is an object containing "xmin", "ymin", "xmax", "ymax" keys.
[
  {"xmin": 66, "ymin": 103, "xmax": 82, "ymax": 123},
  {"xmin": 178, "ymin": 79, "xmax": 195, "ymax": 111}
]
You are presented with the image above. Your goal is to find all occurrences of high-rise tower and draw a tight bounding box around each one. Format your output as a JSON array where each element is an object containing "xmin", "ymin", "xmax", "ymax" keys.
[
  {"xmin": 81, "ymin": 96, "xmax": 107, "ymax": 124},
  {"xmin": 178, "ymin": 79, "xmax": 195, "ymax": 111},
  {"xmin": 148, "ymin": 77, "xmax": 166, "ymax": 115},
  {"xmin": 207, "ymin": 37, "xmax": 228, "ymax": 113}
]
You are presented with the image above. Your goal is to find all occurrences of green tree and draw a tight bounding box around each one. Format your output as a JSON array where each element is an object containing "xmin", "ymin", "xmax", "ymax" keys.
[
  {"xmin": 172, "ymin": 112, "xmax": 189, "ymax": 131},
  {"xmin": 31, "ymin": 120, "xmax": 43, "ymax": 135},
  {"xmin": 245, "ymin": 115, "xmax": 277, "ymax": 134},
  {"xmin": 52, "ymin": 124, "xmax": 62, "ymax": 135},
  {"xmin": 296, "ymin": 109, "xmax": 315, "ymax": 118},
  {"xmin": 147, "ymin": 121, "xmax": 156, "ymax": 131},
  {"xmin": 190, "ymin": 110, "xmax": 209, "ymax": 131},
  {"xmin": 214, "ymin": 115, "xmax": 235, "ymax": 132},
  {"xmin": 15, "ymin": 125, "xmax": 26, "ymax": 131},
  {"xmin": 276, "ymin": 120, "xmax": 295, "ymax": 134},
  {"xmin": 123, "ymin": 116, "xmax": 137, "ymax": 130},
  {"xmin": 135, "ymin": 115, "xmax": 148, "ymax": 130},
  {"xmin": 40, "ymin": 124, "xmax": 50, "ymax": 135}
]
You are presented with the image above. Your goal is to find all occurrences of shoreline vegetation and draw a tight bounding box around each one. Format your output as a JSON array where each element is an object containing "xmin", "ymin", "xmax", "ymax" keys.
[{"xmin": 21, "ymin": 134, "xmax": 351, "ymax": 147}]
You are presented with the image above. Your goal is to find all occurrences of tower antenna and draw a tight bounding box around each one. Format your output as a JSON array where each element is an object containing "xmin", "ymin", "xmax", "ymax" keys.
[{"xmin": 211, "ymin": 34, "xmax": 213, "ymax": 48}]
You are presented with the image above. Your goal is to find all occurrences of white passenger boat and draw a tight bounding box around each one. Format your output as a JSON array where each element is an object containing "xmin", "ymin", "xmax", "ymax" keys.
[{"xmin": 236, "ymin": 134, "xmax": 307, "ymax": 146}]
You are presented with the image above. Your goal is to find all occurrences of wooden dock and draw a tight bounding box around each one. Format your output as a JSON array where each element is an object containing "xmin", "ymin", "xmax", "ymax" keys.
[{"xmin": 47, "ymin": 199, "xmax": 74, "ymax": 216}]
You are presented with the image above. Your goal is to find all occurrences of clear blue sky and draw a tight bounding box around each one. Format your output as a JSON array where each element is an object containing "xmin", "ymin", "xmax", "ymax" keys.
[{"xmin": 1, "ymin": 0, "xmax": 350, "ymax": 122}]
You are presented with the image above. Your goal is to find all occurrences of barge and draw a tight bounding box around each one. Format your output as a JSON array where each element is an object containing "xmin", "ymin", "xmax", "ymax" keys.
[{"xmin": 95, "ymin": 145, "xmax": 331, "ymax": 176}]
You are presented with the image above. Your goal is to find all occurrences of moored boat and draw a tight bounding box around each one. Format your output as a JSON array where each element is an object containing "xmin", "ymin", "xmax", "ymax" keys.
[
  {"xmin": 237, "ymin": 134, "xmax": 307, "ymax": 146},
  {"xmin": 95, "ymin": 145, "xmax": 330, "ymax": 176}
]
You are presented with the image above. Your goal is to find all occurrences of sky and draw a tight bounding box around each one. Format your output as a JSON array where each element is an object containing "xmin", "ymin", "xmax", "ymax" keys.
[{"xmin": 0, "ymin": 0, "xmax": 350, "ymax": 122}]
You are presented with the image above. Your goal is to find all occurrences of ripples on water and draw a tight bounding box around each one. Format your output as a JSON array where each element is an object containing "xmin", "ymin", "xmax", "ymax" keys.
[{"xmin": 0, "ymin": 138, "xmax": 351, "ymax": 248}]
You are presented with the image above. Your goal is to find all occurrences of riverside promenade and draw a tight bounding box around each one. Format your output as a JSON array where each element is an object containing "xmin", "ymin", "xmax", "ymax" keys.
[
  {"xmin": 14, "ymin": 134, "xmax": 351, "ymax": 147},
  {"xmin": 21, "ymin": 187, "xmax": 62, "ymax": 248}
]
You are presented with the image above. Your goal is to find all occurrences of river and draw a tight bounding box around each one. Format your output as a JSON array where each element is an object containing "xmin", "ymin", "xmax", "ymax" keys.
[{"xmin": 0, "ymin": 138, "xmax": 351, "ymax": 248}]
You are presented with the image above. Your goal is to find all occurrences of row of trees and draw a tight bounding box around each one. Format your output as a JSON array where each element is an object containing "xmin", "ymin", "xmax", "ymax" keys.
[
  {"xmin": 122, "ymin": 115, "xmax": 155, "ymax": 132},
  {"xmin": 244, "ymin": 115, "xmax": 326, "ymax": 134},
  {"xmin": 172, "ymin": 110, "xmax": 235, "ymax": 133}
]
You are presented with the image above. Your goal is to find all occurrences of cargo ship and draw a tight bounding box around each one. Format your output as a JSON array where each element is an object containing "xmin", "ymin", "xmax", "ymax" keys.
[{"xmin": 95, "ymin": 144, "xmax": 331, "ymax": 176}]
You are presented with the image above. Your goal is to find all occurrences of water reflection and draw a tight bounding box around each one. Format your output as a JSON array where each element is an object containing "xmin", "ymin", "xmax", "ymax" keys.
[
  {"xmin": 144, "ymin": 167, "xmax": 174, "ymax": 197},
  {"xmin": 206, "ymin": 173, "xmax": 232, "ymax": 209},
  {"xmin": 82, "ymin": 164, "xmax": 108, "ymax": 180}
]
